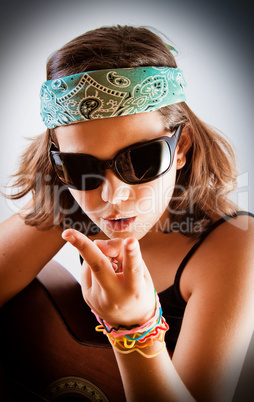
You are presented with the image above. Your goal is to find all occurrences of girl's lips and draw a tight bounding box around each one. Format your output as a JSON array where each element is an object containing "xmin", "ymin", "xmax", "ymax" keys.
[{"xmin": 103, "ymin": 217, "xmax": 136, "ymax": 232}]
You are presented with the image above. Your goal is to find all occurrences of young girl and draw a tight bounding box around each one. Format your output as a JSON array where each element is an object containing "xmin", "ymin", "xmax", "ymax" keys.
[{"xmin": 0, "ymin": 25, "xmax": 253, "ymax": 401}]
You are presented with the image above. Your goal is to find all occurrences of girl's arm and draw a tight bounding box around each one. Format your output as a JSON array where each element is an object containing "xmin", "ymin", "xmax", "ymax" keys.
[
  {"xmin": 171, "ymin": 215, "xmax": 254, "ymax": 401},
  {"xmin": 62, "ymin": 216, "xmax": 254, "ymax": 402},
  {"xmin": 113, "ymin": 340, "xmax": 194, "ymax": 401},
  {"xmin": 62, "ymin": 229, "xmax": 195, "ymax": 401},
  {"xmin": 0, "ymin": 213, "xmax": 65, "ymax": 307}
]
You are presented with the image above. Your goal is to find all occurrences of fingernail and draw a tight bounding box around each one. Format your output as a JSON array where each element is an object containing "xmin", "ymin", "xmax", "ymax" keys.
[
  {"xmin": 62, "ymin": 232, "xmax": 75, "ymax": 243},
  {"xmin": 125, "ymin": 238, "xmax": 138, "ymax": 251}
]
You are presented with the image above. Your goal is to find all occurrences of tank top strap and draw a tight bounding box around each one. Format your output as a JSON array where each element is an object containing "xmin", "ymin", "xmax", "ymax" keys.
[{"xmin": 173, "ymin": 211, "xmax": 254, "ymax": 302}]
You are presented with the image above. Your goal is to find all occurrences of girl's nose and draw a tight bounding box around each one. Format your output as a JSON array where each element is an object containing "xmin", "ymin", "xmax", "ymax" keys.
[{"xmin": 101, "ymin": 169, "xmax": 132, "ymax": 204}]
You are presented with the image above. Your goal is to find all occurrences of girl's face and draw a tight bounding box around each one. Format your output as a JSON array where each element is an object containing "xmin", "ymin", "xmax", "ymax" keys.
[{"xmin": 55, "ymin": 111, "xmax": 179, "ymax": 240}]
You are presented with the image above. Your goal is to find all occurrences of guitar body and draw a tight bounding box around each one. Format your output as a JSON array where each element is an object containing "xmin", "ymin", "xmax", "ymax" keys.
[{"xmin": 0, "ymin": 261, "xmax": 126, "ymax": 401}]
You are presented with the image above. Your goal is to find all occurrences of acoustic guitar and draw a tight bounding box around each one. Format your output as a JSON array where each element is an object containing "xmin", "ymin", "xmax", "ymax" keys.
[{"xmin": 0, "ymin": 260, "xmax": 126, "ymax": 401}]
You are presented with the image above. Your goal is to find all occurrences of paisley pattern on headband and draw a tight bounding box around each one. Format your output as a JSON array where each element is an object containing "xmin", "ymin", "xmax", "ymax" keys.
[{"xmin": 40, "ymin": 67, "xmax": 186, "ymax": 128}]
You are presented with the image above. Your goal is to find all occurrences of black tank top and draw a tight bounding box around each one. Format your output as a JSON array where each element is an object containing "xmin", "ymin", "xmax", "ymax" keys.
[{"xmin": 160, "ymin": 211, "xmax": 254, "ymax": 350}]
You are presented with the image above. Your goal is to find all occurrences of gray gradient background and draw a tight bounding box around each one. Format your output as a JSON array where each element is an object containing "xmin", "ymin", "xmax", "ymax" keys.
[
  {"xmin": 0, "ymin": 0, "xmax": 253, "ymax": 219},
  {"xmin": 0, "ymin": 2, "xmax": 253, "ymax": 397}
]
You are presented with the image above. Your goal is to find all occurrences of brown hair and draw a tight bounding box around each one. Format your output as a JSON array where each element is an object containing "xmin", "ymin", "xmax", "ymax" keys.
[{"xmin": 7, "ymin": 25, "xmax": 237, "ymax": 237}]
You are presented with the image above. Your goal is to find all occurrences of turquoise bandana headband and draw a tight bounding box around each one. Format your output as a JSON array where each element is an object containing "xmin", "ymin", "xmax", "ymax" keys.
[{"xmin": 40, "ymin": 66, "xmax": 186, "ymax": 129}]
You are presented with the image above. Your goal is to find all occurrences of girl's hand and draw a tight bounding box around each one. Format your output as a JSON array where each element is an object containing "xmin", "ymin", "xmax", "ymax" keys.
[{"xmin": 62, "ymin": 229, "xmax": 155, "ymax": 327}]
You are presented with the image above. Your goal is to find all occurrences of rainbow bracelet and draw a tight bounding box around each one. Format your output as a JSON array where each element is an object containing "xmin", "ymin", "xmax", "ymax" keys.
[{"xmin": 92, "ymin": 291, "xmax": 169, "ymax": 358}]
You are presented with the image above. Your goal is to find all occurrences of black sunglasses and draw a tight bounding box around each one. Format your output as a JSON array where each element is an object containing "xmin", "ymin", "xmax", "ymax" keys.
[{"xmin": 49, "ymin": 125, "xmax": 183, "ymax": 191}]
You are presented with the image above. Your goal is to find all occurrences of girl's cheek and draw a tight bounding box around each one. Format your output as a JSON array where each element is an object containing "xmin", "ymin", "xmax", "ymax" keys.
[
  {"xmin": 136, "ymin": 172, "xmax": 176, "ymax": 213},
  {"xmin": 134, "ymin": 186, "xmax": 155, "ymax": 215},
  {"xmin": 69, "ymin": 189, "xmax": 104, "ymax": 213},
  {"xmin": 69, "ymin": 168, "xmax": 176, "ymax": 218}
]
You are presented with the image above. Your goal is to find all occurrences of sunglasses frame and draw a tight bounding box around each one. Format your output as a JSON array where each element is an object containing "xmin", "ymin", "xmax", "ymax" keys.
[{"xmin": 49, "ymin": 125, "xmax": 183, "ymax": 190}]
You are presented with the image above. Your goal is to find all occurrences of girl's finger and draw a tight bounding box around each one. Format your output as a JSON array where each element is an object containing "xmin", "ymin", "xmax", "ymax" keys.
[
  {"xmin": 94, "ymin": 238, "xmax": 123, "ymax": 259},
  {"xmin": 62, "ymin": 229, "xmax": 116, "ymax": 289},
  {"xmin": 122, "ymin": 238, "xmax": 144, "ymax": 291},
  {"xmin": 80, "ymin": 260, "xmax": 92, "ymax": 292},
  {"xmin": 94, "ymin": 239, "xmax": 124, "ymax": 272}
]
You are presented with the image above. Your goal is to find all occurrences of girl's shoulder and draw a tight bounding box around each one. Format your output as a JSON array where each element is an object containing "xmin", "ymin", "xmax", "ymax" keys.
[
  {"xmin": 201, "ymin": 211, "xmax": 254, "ymax": 254},
  {"xmin": 182, "ymin": 212, "xmax": 254, "ymax": 301}
]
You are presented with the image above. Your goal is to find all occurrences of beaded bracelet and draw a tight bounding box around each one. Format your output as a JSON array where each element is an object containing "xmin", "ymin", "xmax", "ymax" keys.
[{"xmin": 92, "ymin": 291, "xmax": 169, "ymax": 358}]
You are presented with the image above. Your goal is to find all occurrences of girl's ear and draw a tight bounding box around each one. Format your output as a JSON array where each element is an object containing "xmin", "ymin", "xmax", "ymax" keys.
[{"xmin": 176, "ymin": 125, "xmax": 192, "ymax": 170}]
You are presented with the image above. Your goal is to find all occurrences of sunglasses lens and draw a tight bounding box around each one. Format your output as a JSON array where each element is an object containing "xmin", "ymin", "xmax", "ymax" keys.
[
  {"xmin": 51, "ymin": 153, "xmax": 102, "ymax": 190},
  {"xmin": 116, "ymin": 140, "xmax": 171, "ymax": 183}
]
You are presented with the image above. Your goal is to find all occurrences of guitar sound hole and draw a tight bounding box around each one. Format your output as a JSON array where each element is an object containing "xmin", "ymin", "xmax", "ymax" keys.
[
  {"xmin": 53, "ymin": 396, "xmax": 91, "ymax": 401},
  {"xmin": 45, "ymin": 376, "xmax": 109, "ymax": 402}
]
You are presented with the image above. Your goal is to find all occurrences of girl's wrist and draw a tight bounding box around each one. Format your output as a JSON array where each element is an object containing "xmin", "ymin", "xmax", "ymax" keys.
[
  {"xmin": 92, "ymin": 292, "xmax": 169, "ymax": 359},
  {"xmin": 92, "ymin": 289, "xmax": 159, "ymax": 331}
]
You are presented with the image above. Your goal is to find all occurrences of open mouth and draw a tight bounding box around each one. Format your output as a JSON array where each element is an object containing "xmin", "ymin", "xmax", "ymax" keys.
[{"xmin": 104, "ymin": 217, "xmax": 136, "ymax": 232}]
